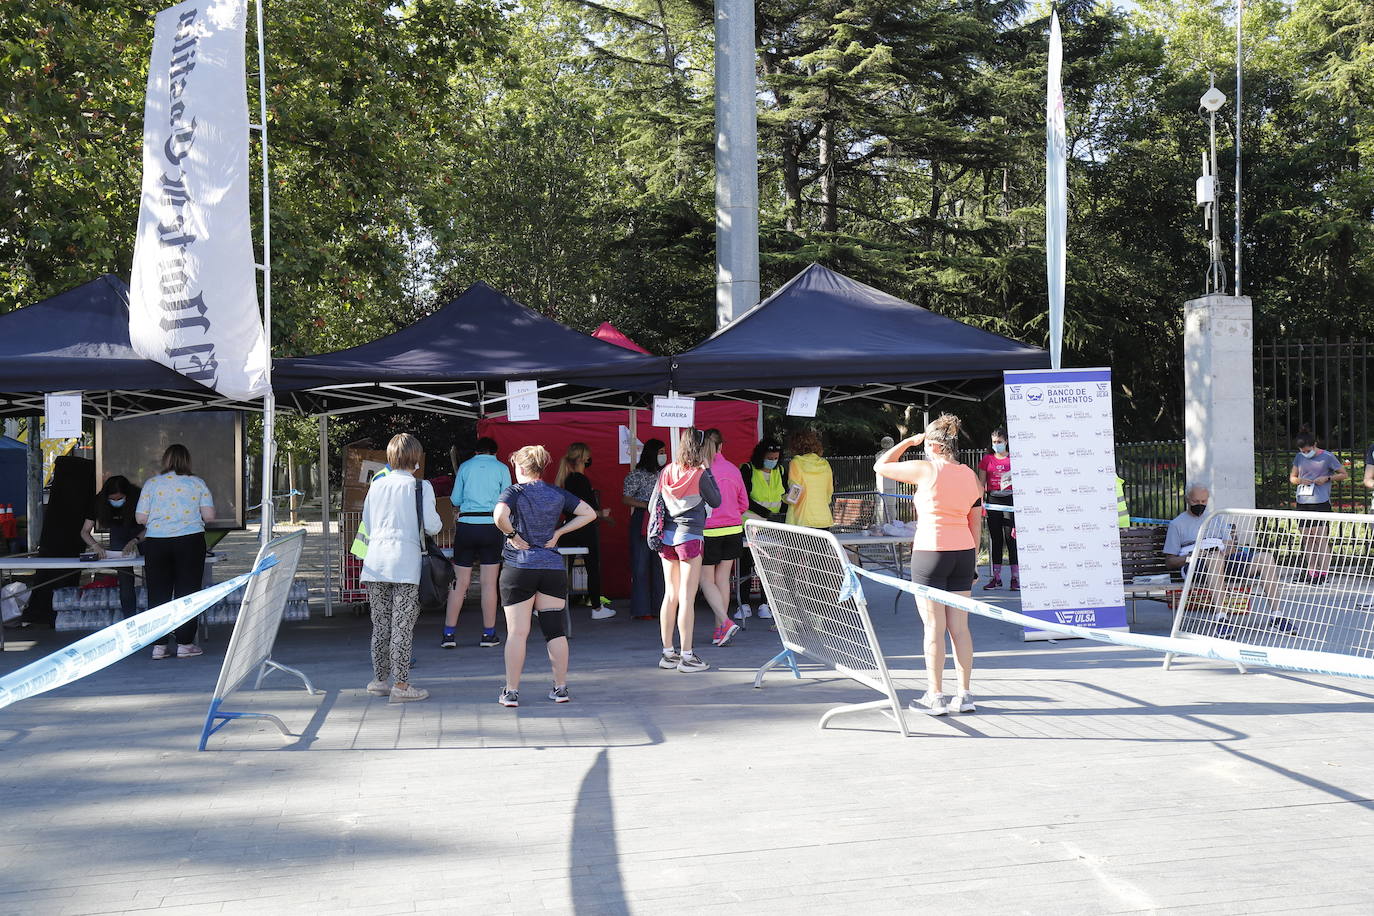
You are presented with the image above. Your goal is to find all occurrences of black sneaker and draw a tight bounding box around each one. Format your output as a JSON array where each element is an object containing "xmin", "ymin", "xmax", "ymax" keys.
[
  {"xmin": 479, "ymin": 632, "xmax": 501, "ymax": 647},
  {"xmin": 498, "ymin": 688, "xmax": 519, "ymax": 707},
  {"xmin": 548, "ymin": 685, "xmax": 571, "ymax": 703},
  {"xmin": 1269, "ymin": 616, "xmax": 1297, "ymax": 634},
  {"xmin": 440, "ymin": 633, "xmax": 457, "ymax": 649}
]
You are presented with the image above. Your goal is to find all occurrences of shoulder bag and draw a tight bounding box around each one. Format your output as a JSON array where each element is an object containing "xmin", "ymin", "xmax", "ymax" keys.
[{"xmin": 415, "ymin": 479, "xmax": 455, "ymax": 612}]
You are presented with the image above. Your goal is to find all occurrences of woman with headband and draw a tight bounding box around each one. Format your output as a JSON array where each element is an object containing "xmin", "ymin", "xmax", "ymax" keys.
[{"xmin": 875, "ymin": 414, "xmax": 984, "ymax": 716}]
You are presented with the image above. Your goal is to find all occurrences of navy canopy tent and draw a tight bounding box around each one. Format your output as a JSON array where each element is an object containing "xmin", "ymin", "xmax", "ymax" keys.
[
  {"xmin": 0, "ymin": 275, "xmax": 228, "ymax": 419},
  {"xmin": 670, "ymin": 264, "xmax": 1049, "ymax": 405},
  {"xmin": 274, "ymin": 282, "xmax": 671, "ymax": 416}
]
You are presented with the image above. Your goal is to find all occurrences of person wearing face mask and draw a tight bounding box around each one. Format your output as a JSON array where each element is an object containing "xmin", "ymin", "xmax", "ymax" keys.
[
  {"xmin": 555, "ymin": 442, "xmax": 615, "ymax": 616},
  {"xmin": 737, "ymin": 439, "xmax": 787, "ymax": 620},
  {"xmin": 1164, "ymin": 484, "xmax": 1291, "ymax": 635},
  {"xmin": 80, "ymin": 476, "xmax": 144, "ymax": 620},
  {"xmin": 875, "ymin": 414, "xmax": 984, "ymax": 716},
  {"xmin": 622, "ymin": 438, "xmax": 667, "ymax": 620},
  {"xmin": 975, "ymin": 427, "xmax": 1017, "ymax": 591},
  {"xmin": 1289, "ymin": 426, "xmax": 1347, "ymax": 584}
]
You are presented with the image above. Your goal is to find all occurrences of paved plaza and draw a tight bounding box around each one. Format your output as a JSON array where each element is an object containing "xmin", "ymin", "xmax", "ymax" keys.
[{"xmin": 3, "ymin": 526, "xmax": 1374, "ymax": 914}]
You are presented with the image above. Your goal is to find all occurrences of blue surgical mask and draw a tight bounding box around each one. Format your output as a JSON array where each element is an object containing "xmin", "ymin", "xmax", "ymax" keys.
[
  {"xmin": 763, "ymin": 458, "xmax": 779, "ymax": 470},
  {"xmin": 1300, "ymin": 448, "xmax": 1316, "ymax": 459},
  {"xmin": 656, "ymin": 454, "xmax": 667, "ymax": 467},
  {"xmin": 992, "ymin": 442, "xmax": 1007, "ymax": 454},
  {"xmin": 108, "ymin": 497, "xmax": 125, "ymax": 508}
]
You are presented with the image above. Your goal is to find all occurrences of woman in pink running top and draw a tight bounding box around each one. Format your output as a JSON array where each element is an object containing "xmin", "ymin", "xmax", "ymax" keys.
[
  {"xmin": 875, "ymin": 414, "xmax": 984, "ymax": 717},
  {"xmin": 975, "ymin": 426, "xmax": 1018, "ymax": 591}
]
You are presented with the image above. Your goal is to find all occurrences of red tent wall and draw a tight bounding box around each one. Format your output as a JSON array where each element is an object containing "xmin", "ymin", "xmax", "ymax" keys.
[{"xmin": 479, "ymin": 402, "xmax": 761, "ymax": 598}]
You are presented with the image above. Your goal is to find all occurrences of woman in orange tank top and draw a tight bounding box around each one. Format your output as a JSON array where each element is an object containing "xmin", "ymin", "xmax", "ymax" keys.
[{"xmin": 874, "ymin": 414, "xmax": 984, "ymax": 717}]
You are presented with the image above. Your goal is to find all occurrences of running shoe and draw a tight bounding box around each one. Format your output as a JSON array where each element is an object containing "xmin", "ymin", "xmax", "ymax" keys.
[
  {"xmin": 176, "ymin": 644, "xmax": 204, "ymax": 658},
  {"xmin": 735, "ymin": 603, "xmax": 752, "ymax": 620},
  {"xmin": 498, "ymin": 688, "xmax": 519, "ymax": 707},
  {"xmin": 151, "ymin": 644, "xmax": 170, "ymax": 660},
  {"xmin": 658, "ymin": 651, "xmax": 681, "ymax": 670},
  {"xmin": 983, "ymin": 577, "xmax": 1003, "ymax": 591},
  {"xmin": 591, "ymin": 606, "xmax": 616, "ymax": 620},
  {"xmin": 389, "ymin": 684, "xmax": 429, "ymax": 703},
  {"xmin": 949, "ymin": 692, "xmax": 977, "ymax": 714},
  {"xmin": 1269, "ymin": 616, "xmax": 1297, "ymax": 634},
  {"xmin": 910, "ymin": 691, "xmax": 949, "ymax": 716},
  {"xmin": 677, "ymin": 653, "xmax": 710, "ymax": 673},
  {"xmin": 716, "ymin": 622, "xmax": 741, "ymax": 647},
  {"xmin": 366, "ymin": 679, "xmax": 390, "ymax": 696},
  {"xmin": 1008, "ymin": 578, "xmax": 1021, "ymax": 591},
  {"xmin": 440, "ymin": 633, "xmax": 457, "ymax": 649},
  {"xmin": 479, "ymin": 632, "xmax": 501, "ymax": 647},
  {"xmin": 757, "ymin": 604, "xmax": 773, "ymax": 619},
  {"xmin": 548, "ymin": 685, "xmax": 571, "ymax": 703},
  {"xmin": 1212, "ymin": 622, "xmax": 1235, "ymax": 639}
]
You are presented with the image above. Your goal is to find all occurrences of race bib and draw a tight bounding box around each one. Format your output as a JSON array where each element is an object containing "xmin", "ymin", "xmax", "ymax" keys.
[{"xmin": 1297, "ymin": 483, "xmax": 1315, "ymax": 498}]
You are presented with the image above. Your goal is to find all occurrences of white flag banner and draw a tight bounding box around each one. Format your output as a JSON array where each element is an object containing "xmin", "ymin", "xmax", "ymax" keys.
[
  {"xmin": 129, "ymin": 0, "xmax": 269, "ymax": 401},
  {"xmin": 1046, "ymin": 11, "xmax": 1068, "ymax": 371}
]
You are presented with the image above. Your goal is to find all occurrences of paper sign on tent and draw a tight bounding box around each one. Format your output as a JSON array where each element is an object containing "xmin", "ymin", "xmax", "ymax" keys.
[
  {"xmin": 506, "ymin": 380, "xmax": 540, "ymax": 422},
  {"xmin": 44, "ymin": 393, "xmax": 83, "ymax": 441},
  {"xmin": 653, "ymin": 395, "xmax": 695, "ymax": 428},
  {"xmin": 787, "ymin": 387, "xmax": 820, "ymax": 417}
]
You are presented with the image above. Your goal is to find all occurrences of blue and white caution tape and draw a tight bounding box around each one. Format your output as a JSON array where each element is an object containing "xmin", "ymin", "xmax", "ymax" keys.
[
  {"xmin": 0, "ymin": 555, "xmax": 279, "ymax": 711},
  {"xmin": 843, "ymin": 564, "xmax": 1374, "ymax": 682}
]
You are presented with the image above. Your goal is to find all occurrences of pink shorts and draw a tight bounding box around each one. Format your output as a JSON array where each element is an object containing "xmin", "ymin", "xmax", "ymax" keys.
[{"xmin": 658, "ymin": 539, "xmax": 704, "ymax": 561}]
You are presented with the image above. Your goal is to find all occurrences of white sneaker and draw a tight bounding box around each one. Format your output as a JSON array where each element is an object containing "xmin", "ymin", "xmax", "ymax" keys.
[
  {"xmin": 949, "ymin": 692, "xmax": 976, "ymax": 714},
  {"xmin": 151, "ymin": 644, "xmax": 169, "ymax": 660},
  {"xmin": 910, "ymin": 691, "xmax": 949, "ymax": 716},
  {"xmin": 757, "ymin": 604, "xmax": 773, "ymax": 619},
  {"xmin": 735, "ymin": 603, "xmax": 752, "ymax": 620},
  {"xmin": 590, "ymin": 606, "xmax": 616, "ymax": 620}
]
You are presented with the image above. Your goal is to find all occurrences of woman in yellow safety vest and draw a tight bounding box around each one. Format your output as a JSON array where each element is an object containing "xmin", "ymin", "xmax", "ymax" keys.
[{"xmin": 736, "ymin": 439, "xmax": 787, "ymax": 620}]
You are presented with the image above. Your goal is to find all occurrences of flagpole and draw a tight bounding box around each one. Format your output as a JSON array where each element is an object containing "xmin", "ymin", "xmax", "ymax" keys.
[
  {"xmin": 252, "ymin": 0, "xmax": 275, "ymax": 545},
  {"xmin": 1233, "ymin": 0, "xmax": 1243, "ymax": 297}
]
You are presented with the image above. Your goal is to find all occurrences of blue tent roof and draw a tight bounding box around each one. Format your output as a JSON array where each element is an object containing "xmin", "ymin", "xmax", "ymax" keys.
[
  {"xmin": 669, "ymin": 264, "xmax": 1049, "ymax": 394},
  {"xmin": 0, "ymin": 275, "xmax": 221, "ymax": 417},
  {"xmin": 274, "ymin": 282, "xmax": 671, "ymax": 414}
]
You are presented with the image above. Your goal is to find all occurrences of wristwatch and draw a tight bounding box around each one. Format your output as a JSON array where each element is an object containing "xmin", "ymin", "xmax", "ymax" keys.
[{"xmin": 503, "ymin": 529, "xmax": 517, "ymax": 540}]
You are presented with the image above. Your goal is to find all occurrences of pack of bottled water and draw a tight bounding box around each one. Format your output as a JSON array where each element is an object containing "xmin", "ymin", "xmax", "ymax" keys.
[{"xmin": 54, "ymin": 579, "xmax": 311, "ymax": 630}]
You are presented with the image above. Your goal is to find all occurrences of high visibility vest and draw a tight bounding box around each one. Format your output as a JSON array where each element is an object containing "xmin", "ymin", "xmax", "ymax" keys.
[
  {"xmin": 1115, "ymin": 476, "xmax": 1129, "ymax": 528},
  {"xmin": 749, "ymin": 465, "xmax": 785, "ymax": 513}
]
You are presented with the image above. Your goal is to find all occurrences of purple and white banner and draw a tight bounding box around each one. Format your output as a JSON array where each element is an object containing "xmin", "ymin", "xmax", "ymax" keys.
[
  {"xmin": 130, "ymin": 0, "xmax": 269, "ymax": 401},
  {"xmin": 1004, "ymin": 367, "xmax": 1126, "ymax": 639}
]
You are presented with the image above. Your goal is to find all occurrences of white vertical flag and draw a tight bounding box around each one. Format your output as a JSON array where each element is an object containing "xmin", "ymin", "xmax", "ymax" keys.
[
  {"xmin": 1046, "ymin": 11, "xmax": 1068, "ymax": 371},
  {"xmin": 130, "ymin": 0, "xmax": 269, "ymax": 401}
]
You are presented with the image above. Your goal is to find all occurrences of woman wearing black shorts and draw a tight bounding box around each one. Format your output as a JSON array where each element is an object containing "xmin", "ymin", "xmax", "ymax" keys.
[
  {"xmin": 492, "ymin": 445, "xmax": 596, "ymax": 707},
  {"xmin": 875, "ymin": 414, "xmax": 984, "ymax": 716}
]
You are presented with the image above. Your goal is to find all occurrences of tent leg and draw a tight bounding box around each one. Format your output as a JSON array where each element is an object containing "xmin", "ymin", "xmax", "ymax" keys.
[{"xmin": 319, "ymin": 416, "xmax": 333, "ymax": 618}]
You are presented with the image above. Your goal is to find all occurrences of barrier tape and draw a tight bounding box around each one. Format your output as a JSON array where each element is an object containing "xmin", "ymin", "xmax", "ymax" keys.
[
  {"xmin": 0, "ymin": 556, "xmax": 278, "ymax": 711},
  {"xmin": 843, "ymin": 564, "xmax": 1374, "ymax": 682}
]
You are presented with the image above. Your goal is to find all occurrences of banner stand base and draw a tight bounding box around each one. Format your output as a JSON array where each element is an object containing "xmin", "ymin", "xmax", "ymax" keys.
[
  {"xmin": 198, "ymin": 697, "xmax": 294, "ymax": 751},
  {"xmin": 254, "ymin": 657, "xmax": 320, "ymax": 694}
]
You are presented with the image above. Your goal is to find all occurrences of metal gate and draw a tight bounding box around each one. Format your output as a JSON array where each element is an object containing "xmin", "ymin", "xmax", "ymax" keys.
[{"xmin": 1255, "ymin": 341, "xmax": 1373, "ymax": 510}]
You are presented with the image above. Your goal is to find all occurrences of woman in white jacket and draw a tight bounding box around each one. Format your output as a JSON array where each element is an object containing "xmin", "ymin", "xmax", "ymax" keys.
[{"xmin": 360, "ymin": 433, "xmax": 442, "ymax": 703}]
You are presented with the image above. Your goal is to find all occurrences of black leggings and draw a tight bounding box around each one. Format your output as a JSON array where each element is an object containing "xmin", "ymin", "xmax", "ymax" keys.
[
  {"xmin": 144, "ymin": 533, "xmax": 207, "ymax": 645},
  {"xmin": 986, "ymin": 497, "xmax": 1017, "ymax": 566}
]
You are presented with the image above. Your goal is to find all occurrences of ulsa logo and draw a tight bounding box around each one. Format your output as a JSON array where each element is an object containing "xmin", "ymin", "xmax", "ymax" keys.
[
  {"xmin": 1096, "ymin": 383, "xmax": 1110, "ymax": 396},
  {"xmin": 1008, "ymin": 386, "xmax": 1024, "ymax": 401}
]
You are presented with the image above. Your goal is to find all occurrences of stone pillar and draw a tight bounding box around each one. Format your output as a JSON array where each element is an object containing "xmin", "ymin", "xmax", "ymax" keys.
[
  {"xmin": 714, "ymin": 0, "xmax": 759, "ymax": 328},
  {"xmin": 1184, "ymin": 294, "xmax": 1255, "ymax": 510}
]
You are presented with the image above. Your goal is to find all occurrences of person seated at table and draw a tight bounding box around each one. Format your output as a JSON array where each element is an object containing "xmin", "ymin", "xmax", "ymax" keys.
[
  {"xmin": 1164, "ymin": 484, "xmax": 1291, "ymax": 635},
  {"xmin": 80, "ymin": 476, "xmax": 144, "ymax": 620}
]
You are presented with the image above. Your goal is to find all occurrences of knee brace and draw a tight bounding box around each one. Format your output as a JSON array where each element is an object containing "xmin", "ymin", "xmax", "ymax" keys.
[{"xmin": 536, "ymin": 608, "xmax": 567, "ymax": 642}]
